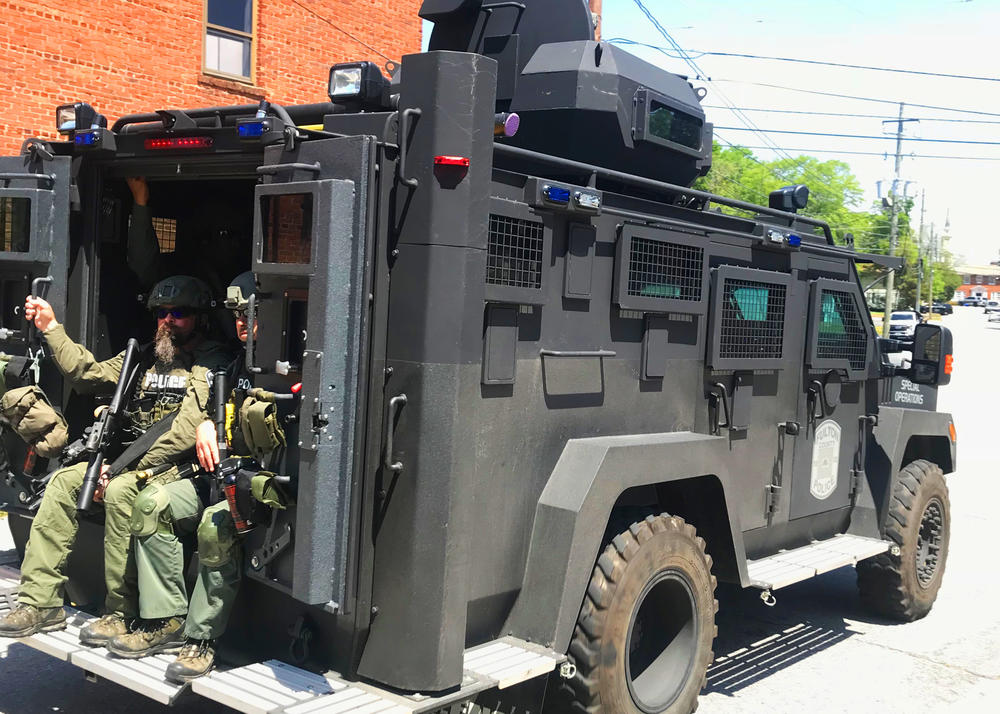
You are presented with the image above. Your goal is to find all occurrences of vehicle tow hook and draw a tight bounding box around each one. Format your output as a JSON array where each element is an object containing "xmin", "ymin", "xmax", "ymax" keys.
[
  {"xmin": 760, "ymin": 590, "xmax": 777, "ymax": 607},
  {"xmin": 559, "ymin": 661, "xmax": 577, "ymax": 679}
]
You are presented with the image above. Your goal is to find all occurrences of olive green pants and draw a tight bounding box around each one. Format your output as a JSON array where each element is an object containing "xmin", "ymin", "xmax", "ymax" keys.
[
  {"xmin": 134, "ymin": 479, "xmax": 241, "ymax": 640},
  {"xmin": 19, "ymin": 463, "xmax": 150, "ymax": 617}
]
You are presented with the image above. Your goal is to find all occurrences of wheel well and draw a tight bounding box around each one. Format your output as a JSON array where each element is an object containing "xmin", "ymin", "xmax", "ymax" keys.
[
  {"xmin": 902, "ymin": 435, "xmax": 954, "ymax": 474},
  {"xmin": 603, "ymin": 475, "xmax": 739, "ymax": 583}
]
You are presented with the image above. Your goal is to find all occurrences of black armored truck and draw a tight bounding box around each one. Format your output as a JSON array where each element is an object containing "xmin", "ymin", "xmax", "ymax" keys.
[{"xmin": 0, "ymin": 1, "xmax": 956, "ymax": 712}]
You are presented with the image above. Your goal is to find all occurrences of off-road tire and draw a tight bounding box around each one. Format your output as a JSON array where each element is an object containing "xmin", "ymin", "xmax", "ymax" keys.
[
  {"xmin": 856, "ymin": 459, "xmax": 950, "ymax": 621},
  {"xmin": 553, "ymin": 514, "xmax": 717, "ymax": 714}
]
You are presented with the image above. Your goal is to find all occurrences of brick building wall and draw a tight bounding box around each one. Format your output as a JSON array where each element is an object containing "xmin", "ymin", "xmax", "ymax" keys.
[{"xmin": 0, "ymin": 0, "xmax": 423, "ymax": 154}]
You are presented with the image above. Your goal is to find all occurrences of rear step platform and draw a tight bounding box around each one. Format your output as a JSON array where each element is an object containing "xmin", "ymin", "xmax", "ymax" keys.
[
  {"xmin": 747, "ymin": 533, "xmax": 890, "ymax": 591},
  {"xmin": 3, "ymin": 565, "xmax": 562, "ymax": 712},
  {"xmin": 193, "ymin": 638, "xmax": 565, "ymax": 713}
]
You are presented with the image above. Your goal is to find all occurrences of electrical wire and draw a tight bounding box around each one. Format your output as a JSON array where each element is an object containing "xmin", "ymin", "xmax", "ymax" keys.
[
  {"xmin": 722, "ymin": 147, "xmax": 1000, "ymax": 160},
  {"xmin": 288, "ymin": 0, "xmax": 394, "ymax": 63},
  {"xmin": 628, "ymin": 0, "xmax": 842, "ymax": 203},
  {"xmin": 713, "ymin": 127, "xmax": 1000, "ymax": 145},
  {"xmin": 702, "ymin": 107, "xmax": 1000, "ymax": 125},
  {"xmin": 606, "ymin": 39, "xmax": 1000, "ymax": 83},
  {"xmin": 710, "ymin": 80, "xmax": 1000, "ymax": 117}
]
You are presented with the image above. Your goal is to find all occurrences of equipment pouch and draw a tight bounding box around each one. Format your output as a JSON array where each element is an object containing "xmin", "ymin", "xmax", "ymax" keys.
[
  {"xmin": 239, "ymin": 397, "xmax": 286, "ymax": 461},
  {"xmin": 197, "ymin": 501, "xmax": 238, "ymax": 567},
  {"xmin": 249, "ymin": 471, "xmax": 293, "ymax": 510},
  {"xmin": 0, "ymin": 385, "xmax": 69, "ymax": 458}
]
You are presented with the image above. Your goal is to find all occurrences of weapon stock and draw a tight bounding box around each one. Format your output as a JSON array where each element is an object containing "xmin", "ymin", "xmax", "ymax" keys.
[{"xmin": 76, "ymin": 338, "xmax": 142, "ymax": 512}]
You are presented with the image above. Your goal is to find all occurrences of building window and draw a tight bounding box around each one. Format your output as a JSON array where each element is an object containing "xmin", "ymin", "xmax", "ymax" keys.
[{"xmin": 204, "ymin": 0, "xmax": 255, "ymax": 82}]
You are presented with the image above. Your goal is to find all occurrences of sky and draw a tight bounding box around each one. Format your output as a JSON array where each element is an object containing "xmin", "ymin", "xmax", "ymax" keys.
[{"xmin": 598, "ymin": 0, "xmax": 1000, "ymax": 266}]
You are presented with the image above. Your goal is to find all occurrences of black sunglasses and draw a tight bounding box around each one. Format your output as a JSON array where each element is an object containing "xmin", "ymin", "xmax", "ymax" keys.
[{"xmin": 156, "ymin": 307, "xmax": 194, "ymax": 320}]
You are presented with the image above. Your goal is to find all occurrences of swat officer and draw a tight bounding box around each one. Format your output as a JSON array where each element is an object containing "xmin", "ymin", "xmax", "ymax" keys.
[
  {"xmin": 0, "ymin": 276, "xmax": 231, "ymax": 646},
  {"xmin": 110, "ymin": 272, "xmax": 289, "ymax": 678}
]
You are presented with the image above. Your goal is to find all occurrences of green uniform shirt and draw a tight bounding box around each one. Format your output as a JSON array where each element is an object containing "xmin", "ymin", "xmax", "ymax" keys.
[{"xmin": 42, "ymin": 322, "xmax": 231, "ymax": 469}]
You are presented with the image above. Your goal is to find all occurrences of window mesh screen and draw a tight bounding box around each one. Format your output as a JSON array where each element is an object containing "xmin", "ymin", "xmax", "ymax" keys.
[
  {"xmin": 487, "ymin": 214, "xmax": 543, "ymax": 289},
  {"xmin": 719, "ymin": 277, "xmax": 786, "ymax": 360},
  {"xmin": 816, "ymin": 289, "xmax": 867, "ymax": 370},
  {"xmin": 151, "ymin": 217, "xmax": 177, "ymax": 253},
  {"xmin": 627, "ymin": 237, "xmax": 703, "ymax": 301}
]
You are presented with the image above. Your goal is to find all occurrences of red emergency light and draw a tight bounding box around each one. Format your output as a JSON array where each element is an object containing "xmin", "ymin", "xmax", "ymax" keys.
[{"xmin": 144, "ymin": 136, "xmax": 214, "ymax": 150}]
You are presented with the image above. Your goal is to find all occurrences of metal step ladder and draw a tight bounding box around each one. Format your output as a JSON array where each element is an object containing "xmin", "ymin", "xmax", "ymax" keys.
[
  {"xmin": 3, "ymin": 564, "xmax": 563, "ymax": 711},
  {"xmin": 193, "ymin": 637, "xmax": 565, "ymax": 714},
  {"xmin": 746, "ymin": 533, "xmax": 890, "ymax": 600}
]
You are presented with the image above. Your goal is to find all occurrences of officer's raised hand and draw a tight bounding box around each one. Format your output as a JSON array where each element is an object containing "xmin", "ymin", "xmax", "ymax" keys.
[
  {"xmin": 23, "ymin": 296, "xmax": 57, "ymax": 332},
  {"xmin": 195, "ymin": 420, "xmax": 220, "ymax": 471},
  {"xmin": 126, "ymin": 176, "xmax": 149, "ymax": 206}
]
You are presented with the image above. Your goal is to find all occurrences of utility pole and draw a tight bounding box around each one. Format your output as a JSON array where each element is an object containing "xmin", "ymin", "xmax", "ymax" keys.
[
  {"xmin": 881, "ymin": 103, "xmax": 917, "ymax": 335},
  {"xmin": 915, "ymin": 189, "xmax": 925, "ymax": 311},
  {"xmin": 926, "ymin": 223, "xmax": 936, "ymax": 309}
]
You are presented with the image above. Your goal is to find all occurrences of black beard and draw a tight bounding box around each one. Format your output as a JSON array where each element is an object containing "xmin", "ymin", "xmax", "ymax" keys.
[{"xmin": 153, "ymin": 323, "xmax": 182, "ymax": 365}]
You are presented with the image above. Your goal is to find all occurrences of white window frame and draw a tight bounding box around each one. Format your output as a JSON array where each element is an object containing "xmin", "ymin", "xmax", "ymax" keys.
[{"xmin": 202, "ymin": 0, "xmax": 257, "ymax": 83}]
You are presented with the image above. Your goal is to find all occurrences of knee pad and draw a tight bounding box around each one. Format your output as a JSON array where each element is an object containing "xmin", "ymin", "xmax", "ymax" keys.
[
  {"xmin": 197, "ymin": 502, "xmax": 237, "ymax": 568},
  {"xmin": 129, "ymin": 484, "xmax": 171, "ymax": 537}
]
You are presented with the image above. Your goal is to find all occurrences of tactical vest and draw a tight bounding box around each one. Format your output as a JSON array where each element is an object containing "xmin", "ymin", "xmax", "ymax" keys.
[{"xmin": 122, "ymin": 346, "xmax": 195, "ymax": 436}]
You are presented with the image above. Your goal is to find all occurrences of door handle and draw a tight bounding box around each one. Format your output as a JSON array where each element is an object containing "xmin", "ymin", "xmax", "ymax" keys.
[{"xmin": 384, "ymin": 394, "xmax": 407, "ymax": 473}]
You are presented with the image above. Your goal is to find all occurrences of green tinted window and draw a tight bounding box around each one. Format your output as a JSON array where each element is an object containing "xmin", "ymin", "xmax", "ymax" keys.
[
  {"xmin": 819, "ymin": 293, "xmax": 846, "ymax": 335},
  {"xmin": 732, "ymin": 285, "xmax": 769, "ymax": 321},
  {"xmin": 647, "ymin": 101, "xmax": 703, "ymax": 150},
  {"xmin": 0, "ymin": 197, "xmax": 31, "ymax": 252}
]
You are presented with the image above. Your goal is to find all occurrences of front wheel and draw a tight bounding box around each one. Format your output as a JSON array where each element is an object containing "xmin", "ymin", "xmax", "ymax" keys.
[
  {"xmin": 554, "ymin": 514, "xmax": 717, "ymax": 714},
  {"xmin": 856, "ymin": 459, "xmax": 950, "ymax": 621}
]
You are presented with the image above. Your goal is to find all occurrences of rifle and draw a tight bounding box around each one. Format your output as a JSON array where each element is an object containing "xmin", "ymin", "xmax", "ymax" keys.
[{"xmin": 76, "ymin": 338, "xmax": 143, "ymax": 512}]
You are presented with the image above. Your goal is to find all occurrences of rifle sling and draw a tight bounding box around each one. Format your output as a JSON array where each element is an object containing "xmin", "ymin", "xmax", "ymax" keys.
[{"xmin": 107, "ymin": 410, "xmax": 179, "ymax": 476}]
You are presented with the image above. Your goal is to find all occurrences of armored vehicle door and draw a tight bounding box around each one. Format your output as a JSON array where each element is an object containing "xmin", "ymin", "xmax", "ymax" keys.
[
  {"xmin": 248, "ymin": 136, "xmax": 377, "ymax": 610},
  {"xmin": 0, "ymin": 150, "xmax": 71, "ymax": 350},
  {"xmin": 0, "ymin": 148, "xmax": 72, "ymax": 506},
  {"xmin": 788, "ymin": 273, "xmax": 871, "ymax": 520}
]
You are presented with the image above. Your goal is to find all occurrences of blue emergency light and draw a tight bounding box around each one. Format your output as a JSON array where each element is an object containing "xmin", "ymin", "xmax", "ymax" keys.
[
  {"xmin": 238, "ymin": 122, "xmax": 266, "ymax": 139},
  {"xmin": 543, "ymin": 185, "xmax": 571, "ymax": 204}
]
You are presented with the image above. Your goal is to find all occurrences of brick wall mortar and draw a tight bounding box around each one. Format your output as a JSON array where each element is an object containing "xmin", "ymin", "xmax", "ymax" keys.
[{"xmin": 0, "ymin": 0, "xmax": 423, "ymax": 153}]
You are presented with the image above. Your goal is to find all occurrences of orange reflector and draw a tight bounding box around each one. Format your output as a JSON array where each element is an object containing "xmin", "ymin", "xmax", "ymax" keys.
[
  {"xmin": 944, "ymin": 354, "xmax": 953, "ymax": 375},
  {"xmin": 949, "ymin": 422, "xmax": 957, "ymax": 442},
  {"xmin": 434, "ymin": 155, "xmax": 470, "ymax": 167}
]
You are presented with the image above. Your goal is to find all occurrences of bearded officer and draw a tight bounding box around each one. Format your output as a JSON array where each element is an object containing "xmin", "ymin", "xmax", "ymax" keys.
[
  {"xmin": 0, "ymin": 276, "xmax": 231, "ymax": 650},
  {"xmin": 111, "ymin": 272, "xmax": 290, "ymax": 677}
]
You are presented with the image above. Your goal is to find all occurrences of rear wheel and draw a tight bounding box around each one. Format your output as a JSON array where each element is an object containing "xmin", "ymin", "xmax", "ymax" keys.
[
  {"xmin": 555, "ymin": 514, "xmax": 717, "ymax": 713},
  {"xmin": 856, "ymin": 459, "xmax": 950, "ymax": 621}
]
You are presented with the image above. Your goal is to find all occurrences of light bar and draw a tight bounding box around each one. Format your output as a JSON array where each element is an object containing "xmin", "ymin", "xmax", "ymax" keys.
[{"xmin": 144, "ymin": 136, "xmax": 214, "ymax": 150}]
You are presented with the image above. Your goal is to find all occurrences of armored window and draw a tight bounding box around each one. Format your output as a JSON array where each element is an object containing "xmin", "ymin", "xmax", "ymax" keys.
[
  {"xmin": 487, "ymin": 214, "xmax": 544, "ymax": 289},
  {"xmin": 261, "ymin": 193, "xmax": 313, "ymax": 264},
  {"xmin": 709, "ymin": 266, "xmax": 790, "ymax": 369},
  {"xmin": 647, "ymin": 100, "xmax": 703, "ymax": 151},
  {"xmin": 0, "ymin": 197, "xmax": 31, "ymax": 253},
  {"xmin": 204, "ymin": 0, "xmax": 255, "ymax": 82},
  {"xmin": 807, "ymin": 279, "xmax": 871, "ymax": 377},
  {"xmin": 614, "ymin": 225, "xmax": 707, "ymax": 314}
]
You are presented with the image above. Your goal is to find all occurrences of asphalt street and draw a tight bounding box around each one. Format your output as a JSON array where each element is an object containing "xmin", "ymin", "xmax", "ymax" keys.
[{"xmin": 0, "ymin": 307, "xmax": 997, "ymax": 713}]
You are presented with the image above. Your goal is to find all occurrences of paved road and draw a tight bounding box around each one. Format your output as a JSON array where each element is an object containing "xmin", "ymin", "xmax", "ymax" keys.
[{"xmin": 1, "ymin": 308, "xmax": 997, "ymax": 713}]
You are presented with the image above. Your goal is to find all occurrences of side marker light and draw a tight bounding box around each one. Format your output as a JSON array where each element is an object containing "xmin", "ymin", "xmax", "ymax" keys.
[
  {"xmin": 944, "ymin": 354, "xmax": 953, "ymax": 375},
  {"xmin": 949, "ymin": 421, "xmax": 956, "ymax": 442}
]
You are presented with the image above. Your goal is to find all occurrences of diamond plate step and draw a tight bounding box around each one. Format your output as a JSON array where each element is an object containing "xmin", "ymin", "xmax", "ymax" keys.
[
  {"xmin": 71, "ymin": 648, "xmax": 188, "ymax": 705},
  {"xmin": 194, "ymin": 637, "xmax": 564, "ymax": 714},
  {"xmin": 747, "ymin": 533, "xmax": 890, "ymax": 590}
]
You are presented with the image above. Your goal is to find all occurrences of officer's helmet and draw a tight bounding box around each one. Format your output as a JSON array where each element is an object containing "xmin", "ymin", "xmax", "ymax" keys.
[
  {"xmin": 147, "ymin": 275, "xmax": 214, "ymax": 311},
  {"xmin": 225, "ymin": 271, "xmax": 257, "ymax": 312}
]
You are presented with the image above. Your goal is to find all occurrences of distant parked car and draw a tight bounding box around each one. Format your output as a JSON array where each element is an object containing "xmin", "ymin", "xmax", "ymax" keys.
[
  {"xmin": 920, "ymin": 302, "xmax": 953, "ymax": 315},
  {"xmin": 888, "ymin": 310, "xmax": 922, "ymax": 342},
  {"xmin": 984, "ymin": 300, "xmax": 1000, "ymax": 314},
  {"xmin": 960, "ymin": 297, "xmax": 985, "ymax": 307}
]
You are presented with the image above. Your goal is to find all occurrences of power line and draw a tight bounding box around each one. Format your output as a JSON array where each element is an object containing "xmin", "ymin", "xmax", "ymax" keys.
[
  {"xmin": 607, "ymin": 39, "xmax": 1000, "ymax": 83},
  {"xmin": 710, "ymin": 80, "xmax": 1000, "ymax": 117},
  {"xmin": 713, "ymin": 127, "xmax": 1000, "ymax": 145},
  {"xmin": 288, "ymin": 0, "xmax": 394, "ymax": 63},
  {"xmin": 628, "ymin": 0, "xmax": 842, "ymax": 203},
  {"xmin": 703, "ymin": 106, "xmax": 1000, "ymax": 125},
  {"xmin": 721, "ymin": 146, "xmax": 1000, "ymax": 160}
]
